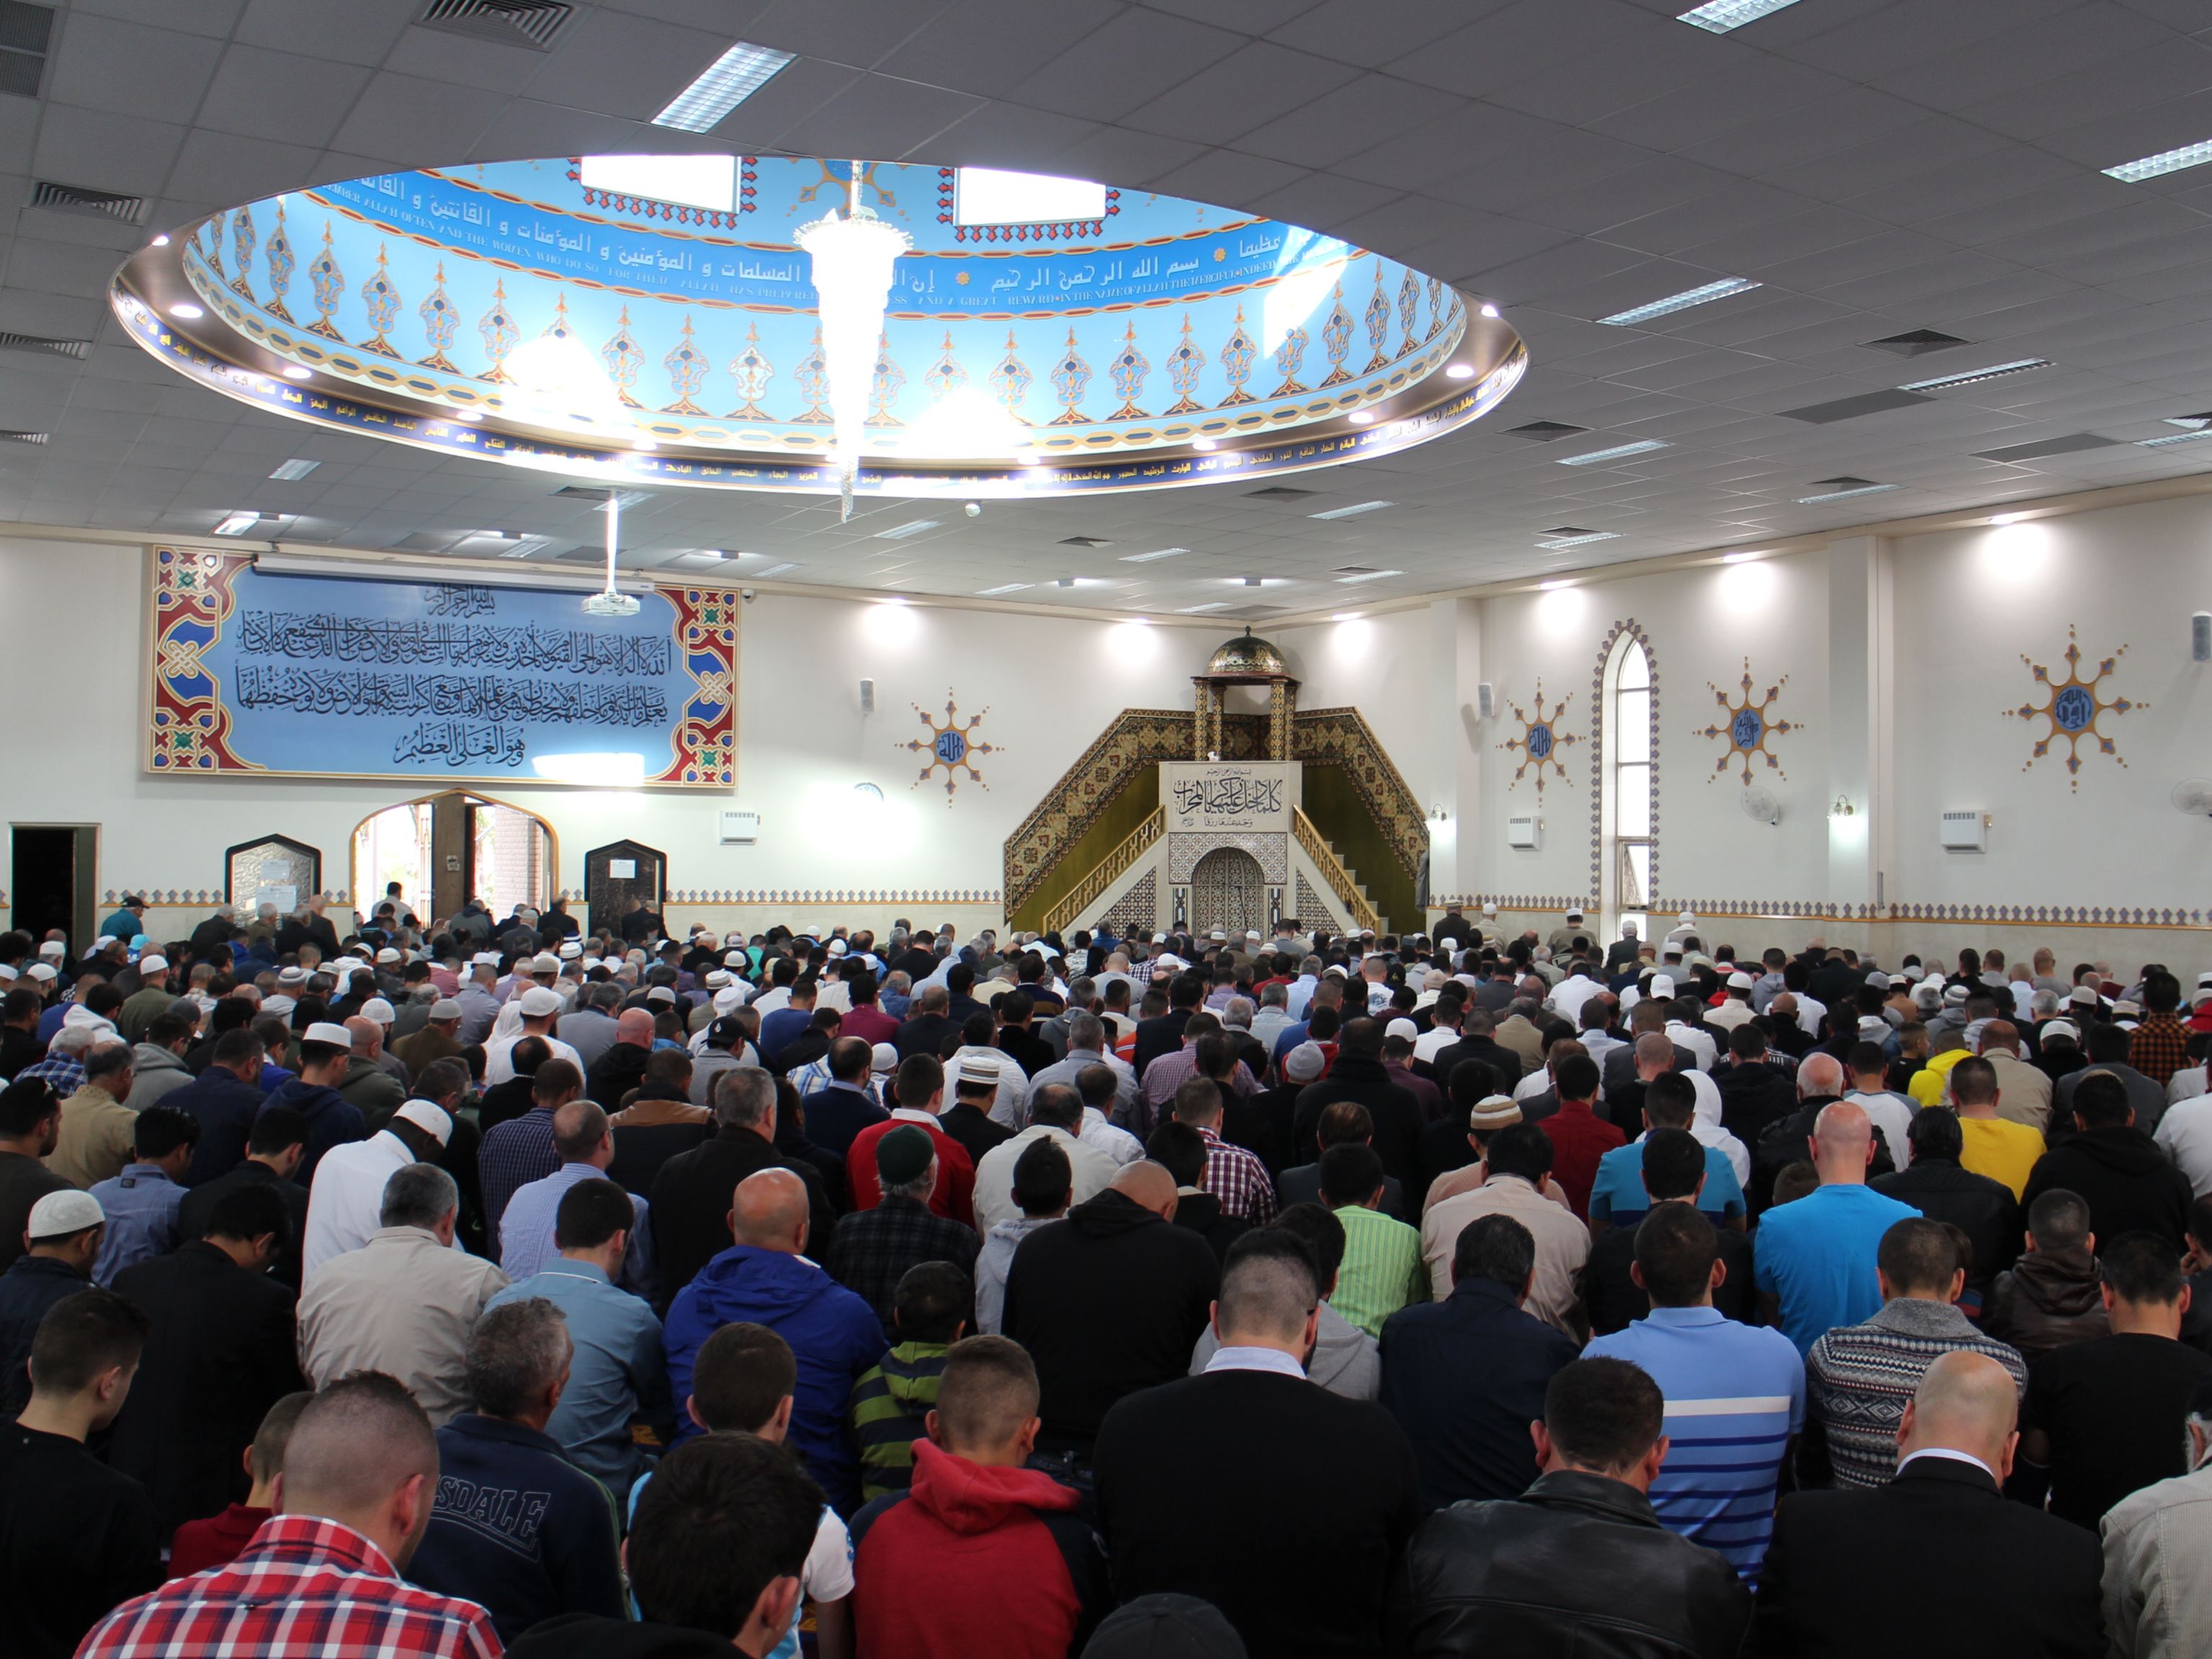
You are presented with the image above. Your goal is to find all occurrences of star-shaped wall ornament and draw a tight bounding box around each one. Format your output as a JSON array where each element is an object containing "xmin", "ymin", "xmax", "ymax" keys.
[
  {"xmin": 903, "ymin": 691, "xmax": 998, "ymax": 803},
  {"xmin": 1497, "ymin": 682, "xmax": 1580, "ymax": 799},
  {"xmin": 1696, "ymin": 658, "xmax": 1799, "ymax": 784},
  {"xmin": 2004, "ymin": 627, "xmax": 2145, "ymax": 792}
]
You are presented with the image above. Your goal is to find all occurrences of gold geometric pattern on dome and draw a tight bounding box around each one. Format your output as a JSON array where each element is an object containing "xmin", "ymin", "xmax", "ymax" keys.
[
  {"xmin": 1497, "ymin": 681, "xmax": 1580, "ymax": 798},
  {"xmin": 1203, "ymin": 632, "xmax": 1289, "ymax": 677},
  {"xmin": 1696, "ymin": 658, "xmax": 1798, "ymax": 784},
  {"xmin": 903, "ymin": 690, "xmax": 998, "ymax": 804},
  {"xmin": 2004, "ymin": 626, "xmax": 2145, "ymax": 792}
]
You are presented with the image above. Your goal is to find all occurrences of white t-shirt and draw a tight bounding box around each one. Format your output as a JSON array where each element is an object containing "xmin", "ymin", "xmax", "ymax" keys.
[
  {"xmin": 1844, "ymin": 1090, "xmax": 1916, "ymax": 1170},
  {"xmin": 482, "ymin": 1032, "xmax": 584, "ymax": 1086},
  {"xmin": 776, "ymin": 1507, "xmax": 855, "ymax": 1659},
  {"xmin": 1414, "ymin": 1026, "xmax": 1458, "ymax": 1065}
]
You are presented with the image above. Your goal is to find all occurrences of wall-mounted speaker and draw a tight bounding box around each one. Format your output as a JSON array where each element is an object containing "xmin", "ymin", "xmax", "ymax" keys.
[
  {"xmin": 859, "ymin": 677, "xmax": 876, "ymax": 712},
  {"xmin": 1476, "ymin": 682, "xmax": 1496, "ymax": 720},
  {"xmin": 2193, "ymin": 612, "xmax": 2211, "ymax": 663}
]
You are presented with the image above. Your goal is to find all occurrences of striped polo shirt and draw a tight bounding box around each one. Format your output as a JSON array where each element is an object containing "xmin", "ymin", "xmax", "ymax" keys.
[{"xmin": 1584, "ymin": 1303, "xmax": 1805, "ymax": 1580}]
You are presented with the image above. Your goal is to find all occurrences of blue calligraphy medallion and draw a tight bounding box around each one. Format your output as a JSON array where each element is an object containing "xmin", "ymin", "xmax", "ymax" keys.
[
  {"xmin": 934, "ymin": 729, "xmax": 969, "ymax": 766},
  {"xmin": 2052, "ymin": 685, "xmax": 2095, "ymax": 733},
  {"xmin": 1526, "ymin": 723, "xmax": 1553, "ymax": 761},
  {"xmin": 1731, "ymin": 707, "xmax": 1764, "ymax": 749}
]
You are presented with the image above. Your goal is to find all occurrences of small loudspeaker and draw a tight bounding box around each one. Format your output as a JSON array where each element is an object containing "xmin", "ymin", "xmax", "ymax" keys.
[
  {"xmin": 859, "ymin": 678, "xmax": 875, "ymax": 712},
  {"xmin": 1476, "ymin": 682, "xmax": 1496, "ymax": 720},
  {"xmin": 2194, "ymin": 613, "xmax": 2211, "ymax": 663}
]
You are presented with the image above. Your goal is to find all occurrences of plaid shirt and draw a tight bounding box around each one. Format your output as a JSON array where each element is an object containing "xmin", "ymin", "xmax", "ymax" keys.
[
  {"xmin": 14, "ymin": 1052, "xmax": 84, "ymax": 1097},
  {"xmin": 77, "ymin": 1513, "xmax": 500, "ymax": 1659},
  {"xmin": 823, "ymin": 1194, "xmax": 980, "ymax": 1338},
  {"xmin": 788, "ymin": 1054, "xmax": 834, "ymax": 1097},
  {"xmin": 1198, "ymin": 1124, "xmax": 1277, "ymax": 1224},
  {"xmin": 478, "ymin": 1106, "xmax": 558, "ymax": 1248},
  {"xmin": 2128, "ymin": 1011, "xmax": 2191, "ymax": 1087}
]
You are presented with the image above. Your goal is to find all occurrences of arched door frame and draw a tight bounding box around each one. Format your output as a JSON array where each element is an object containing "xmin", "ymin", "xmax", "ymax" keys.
[
  {"xmin": 1591, "ymin": 621, "xmax": 1659, "ymax": 939},
  {"xmin": 349, "ymin": 789, "xmax": 559, "ymax": 924}
]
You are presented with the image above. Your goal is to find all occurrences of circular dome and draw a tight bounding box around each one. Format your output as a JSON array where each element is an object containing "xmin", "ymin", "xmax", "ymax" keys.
[
  {"xmin": 1205, "ymin": 632, "xmax": 1291, "ymax": 678},
  {"xmin": 112, "ymin": 156, "xmax": 1526, "ymax": 504}
]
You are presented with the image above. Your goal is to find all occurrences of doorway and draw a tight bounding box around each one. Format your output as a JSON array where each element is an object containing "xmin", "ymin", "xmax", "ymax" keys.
[
  {"xmin": 351, "ymin": 792, "xmax": 555, "ymax": 926},
  {"xmin": 10, "ymin": 824, "xmax": 98, "ymax": 954},
  {"xmin": 583, "ymin": 840, "xmax": 667, "ymax": 938},
  {"xmin": 1190, "ymin": 846, "xmax": 1266, "ymax": 939}
]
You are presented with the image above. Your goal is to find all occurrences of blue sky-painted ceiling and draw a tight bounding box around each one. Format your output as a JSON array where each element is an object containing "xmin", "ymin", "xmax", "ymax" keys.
[{"xmin": 176, "ymin": 158, "xmax": 1473, "ymax": 462}]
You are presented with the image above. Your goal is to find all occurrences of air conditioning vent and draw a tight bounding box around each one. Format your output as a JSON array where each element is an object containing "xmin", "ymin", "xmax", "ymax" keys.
[
  {"xmin": 0, "ymin": 2, "xmax": 53, "ymax": 99},
  {"xmin": 1804, "ymin": 478, "xmax": 1879, "ymax": 491},
  {"xmin": 0, "ymin": 429, "xmax": 47, "ymax": 444},
  {"xmin": 1057, "ymin": 535, "xmax": 1113, "ymax": 548},
  {"xmin": 1502, "ymin": 420, "xmax": 1589, "ymax": 441},
  {"xmin": 1542, "ymin": 526, "xmax": 1596, "ymax": 537},
  {"xmin": 30, "ymin": 180, "xmax": 145, "ymax": 222},
  {"xmin": 0, "ymin": 331, "xmax": 89, "ymax": 360},
  {"xmin": 1863, "ymin": 329, "xmax": 1969, "ymax": 357},
  {"xmin": 1971, "ymin": 433, "xmax": 2120, "ymax": 463},
  {"xmin": 1333, "ymin": 564, "xmax": 1380, "ymax": 576},
  {"xmin": 1938, "ymin": 810, "xmax": 1987, "ymax": 851},
  {"xmin": 415, "ymin": 0, "xmax": 572, "ymax": 50},
  {"xmin": 1244, "ymin": 486, "xmax": 1319, "ymax": 501},
  {"xmin": 1507, "ymin": 815, "xmax": 1539, "ymax": 849},
  {"xmin": 1778, "ymin": 389, "xmax": 1933, "ymax": 424},
  {"xmin": 720, "ymin": 810, "xmax": 761, "ymax": 844},
  {"xmin": 552, "ymin": 485, "xmax": 651, "ymax": 509}
]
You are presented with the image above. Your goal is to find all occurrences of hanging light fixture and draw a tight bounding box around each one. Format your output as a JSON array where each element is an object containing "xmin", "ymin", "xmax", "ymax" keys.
[
  {"xmin": 582, "ymin": 493, "xmax": 640, "ymax": 617},
  {"xmin": 797, "ymin": 159, "xmax": 911, "ymax": 519}
]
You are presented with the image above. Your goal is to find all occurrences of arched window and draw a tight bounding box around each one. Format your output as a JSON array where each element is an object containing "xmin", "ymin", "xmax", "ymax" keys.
[{"xmin": 1598, "ymin": 629, "xmax": 1656, "ymax": 942}]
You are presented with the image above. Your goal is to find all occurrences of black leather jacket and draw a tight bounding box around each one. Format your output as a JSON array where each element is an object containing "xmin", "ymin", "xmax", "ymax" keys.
[{"xmin": 1394, "ymin": 1470, "xmax": 1751, "ymax": 1659}]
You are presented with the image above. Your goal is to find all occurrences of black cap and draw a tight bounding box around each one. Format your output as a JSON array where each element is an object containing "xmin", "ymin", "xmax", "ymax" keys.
[{"xmin": 1082, "ymin": 1596, "xmax": 1247, "ymax": 1659}]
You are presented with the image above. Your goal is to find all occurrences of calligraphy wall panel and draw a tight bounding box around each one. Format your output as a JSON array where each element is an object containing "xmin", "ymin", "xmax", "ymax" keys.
[{"xmin": 148, "ymin": 547, "xmax": 737, "ymax": 789}]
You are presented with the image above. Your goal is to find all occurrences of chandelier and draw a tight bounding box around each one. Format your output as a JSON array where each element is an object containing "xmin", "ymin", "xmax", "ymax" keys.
[{"xmin": 797, "ymin": 161, "xmax": 912, "ymax": 519}]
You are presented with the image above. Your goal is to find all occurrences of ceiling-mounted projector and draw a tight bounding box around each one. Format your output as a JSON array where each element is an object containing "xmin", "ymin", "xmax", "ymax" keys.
[{"xmin": 581, "ymin": 590, "xmax": 640, "ymax": 617}]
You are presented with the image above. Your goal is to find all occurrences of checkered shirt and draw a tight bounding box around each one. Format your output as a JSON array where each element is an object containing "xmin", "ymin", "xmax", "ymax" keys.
[
  {"xmin": 2128, "ymin": 1012, "xmax": 2191, "ymax": 1087},
  {"xmin": 478, "ymin": 1106, "xmax": 558, "ymax": 1248},
  {"xmin": 1198, "ymin": 1124, "xmax": 1277, "ymax": 1224},
  {"xmin": 14, "ymin": 1053, "xmax": 85, "ymax": 1098},
  {"xmin": 76, "ymin": 1513, "xmax": 500, "ymax": 1659},
  {"xmin": 823, "ymin": 1194, "xmax": 980, "ymax": 1336}
]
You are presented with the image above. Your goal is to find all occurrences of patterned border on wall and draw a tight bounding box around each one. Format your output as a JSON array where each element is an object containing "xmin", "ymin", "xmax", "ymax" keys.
[
  {"xmin": 666, "ymin": 887, "xmax": 1002, "ymax": 905},
  {"xmin": 1291, "ymin": 707, "xmax": 1426, "ymax": 876},
  {"xmin": 1168, "ymin": 833, "xmax": 1287, "ymax": 884},
  {"xmin": 1295, "ymin": 873, "xmax": 1342, "ymax": 934},
  {"xmin": 1588, "ymin": 618, "xmax": 1659, "ymax": 913},
  {"xmin": 1438, "ymin": 895, "xmax": 2212, "ymax": 931},
  {"xmin": 1101, "ymin": 870, "xmax": 1158, "ymax": 937}
]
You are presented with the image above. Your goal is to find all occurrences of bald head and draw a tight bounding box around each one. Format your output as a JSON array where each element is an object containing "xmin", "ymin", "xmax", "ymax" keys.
[
  {"xmin": 616, "ymin": 1007, "xmax": 655, "ymax": 1047},
  {"xmin": 1633, "ymin": 1032, "xmax": 1673, "ymax": 1078},
  {"xmin": 730, "ymin": 1167, "xmax": 810, "ymax": 1253},
  {"xmin": 274, "ymin": 1373, "xmax": 440, "ymax": 1569},
  {"xmin": 1977, "ymin": 1020, "xmax": 2021, "ymax": 1057},
  {"xmin": 1111, "ymin": 1160, "xmax": 1180, "ymax": 1221},
  {"xmin": 1900, "ymin": 1350, "xmax": 2020, "ymax": 1474},
  {"xmin": 1810, "ymin": 1099, "xmax": 1874, "ymax": 1184},
  {"xmin": 344, "ymin": 1015, "xmax": 382, "ymax": 1057},
  {"xmin": 1797, "ymin": 1052, "xmax": 1843, "ymax": 1099},
  {"xmin": 551, "ymin": 1098, "xmax": 610, "ymax": 1162}
]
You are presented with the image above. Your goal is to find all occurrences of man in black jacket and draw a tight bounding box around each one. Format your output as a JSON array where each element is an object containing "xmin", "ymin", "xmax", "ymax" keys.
[
  {"xmin": 892, "ymin": 983, "xmax": 957, "ymax": 1063},
  {"xmin": 1873, "ymin": 1107, "xmax": 2021, "ymax": 1302},
  {"xmin": 176, "ymin": 1104, "xmax": 310, "ymax": 1287},
  {"xmin": 1290, "ymin": 1019, "xmax": 1423, "ymax": 1213},
  {"xmin": 1395, "ymin": 1356, "xmax": 1750, "ymax": 1658},
  {"xmin": 1430, "ymin": 1006, "xmax": 1526, "ymax": 1094},
  {"xmin": 2023, "ymin": 1070, "xmax": 2193, "ymax": 1252},
  {"xmin": 106, "ymin": 1183, "xmax": 303, "ymax": 1542},
  {"xmin": 1714, "ymin": 1022, "xmax": 1799, "ymax": 1147},
  {"xmin": 1096, "ymin": 1230, "xmax": 1420, "ymax": 1659},
  {"xmin": 1000, "ymin": 1161, "xmax": 1217, "ymax": 1459},
  {"xmin": 1132, "ymin": 973, "xmax": 1206, "ymax": 1078},
  {"xmin": 1754, "ymin": 1349, "xmax": 2102, "ymax": 1658},
  {"xmin": 164, "ymin": 1027, "xmax": 269, "ymax": 1186},
  {"xmin": 649, "ymin": 1067, "xmax": 838, "ymax": 1311}
]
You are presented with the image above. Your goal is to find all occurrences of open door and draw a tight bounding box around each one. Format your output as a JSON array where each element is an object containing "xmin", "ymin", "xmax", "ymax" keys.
[
  {"xmin": 584, "ymin": 839, "xmax": 666, "ymax": 938},
  {"xmin": 354, "ymin": 792, "xmax": 554, "ymax": 928},
  {"xmin": 10, "ymin": 823, "xmax": 98, "ymax": 953}
]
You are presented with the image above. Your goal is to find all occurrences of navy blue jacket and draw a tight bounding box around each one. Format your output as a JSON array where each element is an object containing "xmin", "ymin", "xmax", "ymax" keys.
[
  {"xmin": 0, "ymin": 1256, "xmax": 94, "ymax": 1418},
  {"xmin": 1379, "ymin": 1277, "xmax": 1580, "ymax": 1511},
  {"xmin": 406, "ymin": 1413, "xmax": 625, "ymax": 1642},
  {"xmin": 257, "ymin": 1078, "xmax": 362, "ymax": 1181},
  {"xmin": 163, "ymin": 1067, "xmax": 267, "ymax": 1186}
]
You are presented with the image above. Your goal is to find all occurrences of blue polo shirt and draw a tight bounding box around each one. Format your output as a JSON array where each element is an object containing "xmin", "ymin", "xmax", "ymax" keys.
[
  {"xmin": 1585, "ymin": 1305, "xmax": 1804, "ymax": 1581},
  {"xmin": 1588, "ymin": 1140, "xmax": 1745, "ymax": 1229},
  {"xmin": 1752, "ymin": 1182, "xmax": 1921, "ymax": 1354}
]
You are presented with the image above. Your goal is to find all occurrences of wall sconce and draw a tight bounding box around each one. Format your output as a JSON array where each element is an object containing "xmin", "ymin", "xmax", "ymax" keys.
[
  {"xmin": 1829, "ymin": 795, "xmax": 1857, "ymax": 818},
  {"xmin": 1428, "ymin": 803, "xmax": 1450, "ymax": 823}
]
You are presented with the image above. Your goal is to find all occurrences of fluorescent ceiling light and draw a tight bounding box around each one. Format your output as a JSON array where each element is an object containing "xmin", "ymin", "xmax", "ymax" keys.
[
  {"xmin": 1332, "ymin": 612, "xmax": 1363, "ymax": 621},
  {"xmin": 1310, "ymin": 500, "xmax": 1393, "ymax": 520},
  {"xmin": 652, "ymin": 41, "xmax": 794, "ymax": 132},
  {"xmin": 752, "ymin": 562, "xmax": 797, "ymax": 577},
  {"xmin": 874, "ymin": 519, "xmax": 941, "ymax": 540},
  {"xmin": 579, "ymin": 154, "xmax": 737, "ymax": 214},
  {"xmin": 1558, "ymin": 439, "xmax": 1668, "ymax": 466},
  {"xmin": 1897, "ymin": 359, "xmax": 2049, "ymax": 392},
  {"xmin": 956, "ymin": 168, "xmax": 1107, "ymax": 227},
  {"xmin": 268, "ymin": 458, "xmax": 319, "ymax": 480},
  {"xmin": 1120, "ymin": 547, "xmax": 1191, "ymax": 563},
  {"xmin": 213, "ymin": 511, "xmax": 270, "ymax": 536},
  {"xmin": 2103, "ymin": 138, "xmax": 2212, "ymax": 184},
  {"xmin": 1178, "ymin": 602, "xmax": 1230, "ymax": 613},
  {"xmin": 1599, "ymin": 277, "xmax": 1760, "ymax": 326},
  {"xmin": 975, "ymin": 583, "xmax": 1030, "ymax": 595},
  {"xmin": 1721, "ymin": 551, "xmax": 1764, "ymax": 564},
  {"xmin": 2139, "ymin": 429, "xmax": 2212, "ymax": 447},
  {"xmin": 1795, "ymin": 483, "xmax": 1899, "ymax": 503},
  {"xmin": 1335, "ymin": 568, "xmax": 1403, "ymax": 584},
  {"xmin": 1678, "ymin": 0, "xmax": 1801, "ymax": 32},
  {"xmin": 1539, "ymin": 578, "xmax": 1575, "ymax": 590},
  {"xmin": 1536, "ymin": 532, "xmax": 1620, "ymax": 549}
]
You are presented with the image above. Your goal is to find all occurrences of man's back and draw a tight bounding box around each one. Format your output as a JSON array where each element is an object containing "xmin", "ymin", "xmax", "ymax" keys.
[
  {"xmin": 297, "ymin": 1227, "xmax": 510, "ymax": 1426},
  {"xmin": 1399, "ymin": 1470, "xmax": 1750, "ymax": 1659},
  {"xmin": 1753, "ymin": 1183, "xmax": 1922, "ymax": 1354},
  {"xmin": 2026, "ymin": 1331, "xmax": 2212, "ymax": 1527},
  {"xmin": 1804, "ymin": 1301, "xmax": 2027, "ymax": 1488},
  {"xmin": 1755, "ymin": 1457, "xmax": 2100, "ymax": 1658},
  {"xmin": 2025, "ymin": 1127, "xmax": 2193, "ymax": 1251},
  {"xmin": 1094, "ymin": 1368, "xmax": 1420, "ymax": 1659},
  {"xmin": 648, "ymin": 1128, "xmax": 838, "ymax": 1308},
  {"xmin": 1, "ymin": 1418, "xmax": 159, "ymax": 1659},
  {"xmin": 1000, "ymin": 1191, "xmax": 1218, "ymax": 1454},
  {"xmin": 1379, "ymin": 1279, "xmax": 1579, "ymax": 1508}
]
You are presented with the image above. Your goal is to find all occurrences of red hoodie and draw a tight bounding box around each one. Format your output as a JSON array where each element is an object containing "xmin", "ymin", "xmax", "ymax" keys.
[{"xmin": 849, "ymin": 1439, "xmax": 1103, "ymax": 1659}]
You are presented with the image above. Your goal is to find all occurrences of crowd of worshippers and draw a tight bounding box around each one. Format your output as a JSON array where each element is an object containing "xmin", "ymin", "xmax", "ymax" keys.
[{"xmin": 9, "ymin": 893, "xmax": 2212, "ymax": 1659}]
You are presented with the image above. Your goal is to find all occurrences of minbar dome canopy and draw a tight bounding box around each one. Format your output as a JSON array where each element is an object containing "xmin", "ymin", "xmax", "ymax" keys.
[
  {"xmin": 114, "ymin": 156, "xmax": 1525, "ymax": 504},
  {"xmin": 1204, "ymin": 632, "xmax": 1291, "ymax": 678}
]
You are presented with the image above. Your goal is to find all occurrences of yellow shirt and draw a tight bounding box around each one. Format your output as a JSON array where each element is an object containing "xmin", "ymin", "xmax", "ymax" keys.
[
  {"xmin": 1958, "ymin": 1114, "xmax": 2045, "ymax": 1199},
  {"xmin": 1909, "ymin": 1048, "xmax": 1969, "ymax": 1109}
]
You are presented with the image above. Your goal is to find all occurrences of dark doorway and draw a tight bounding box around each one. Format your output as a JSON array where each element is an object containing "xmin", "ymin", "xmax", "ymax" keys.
[
  {"xmin": 11, "ymin": 825, "xmax": 98, "ymax": 954},
  {"xmin": 584, "ymin": 840, "xmax": 666, "ymax": 937}
]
